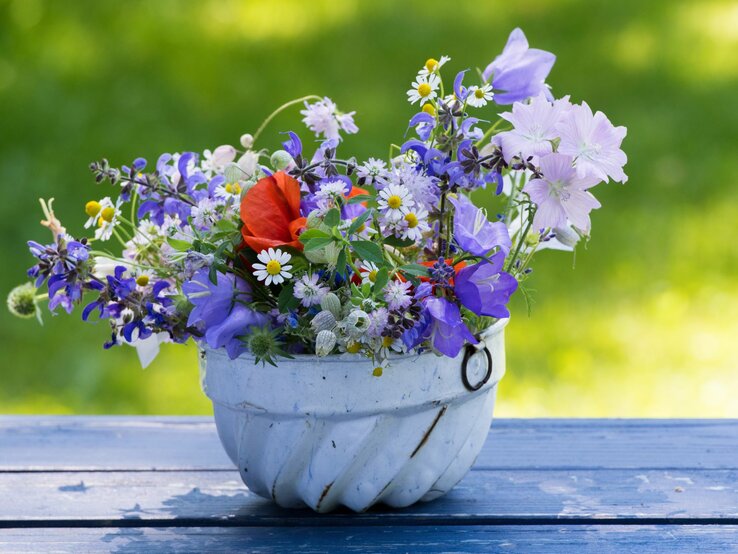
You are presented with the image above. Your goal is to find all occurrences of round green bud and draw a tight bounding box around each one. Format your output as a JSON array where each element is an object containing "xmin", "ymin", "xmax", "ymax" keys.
[
  {"xmin": 7, "ymin": 283, "xmax": 38, "ymax": 319},
  {"xmin": 320, "ymin": 293, "xmax": 342, "ymax": 319},
  {"xmin": 270, "ymin": 150, "xmax": 293, "ymax": 171},
  {"xmin": 524, "ymin": 231, "xmax": 540, "ymax": 247}
]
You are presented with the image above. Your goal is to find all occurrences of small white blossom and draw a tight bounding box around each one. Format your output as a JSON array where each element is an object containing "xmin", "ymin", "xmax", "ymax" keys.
[
  {"xmin": 191, "ymin": 198, "xmax": 220, "ymax": 230},
  {"xmin": 417, "ymin": 55, "xmax": 450, "ymax": 76},
  {"xmin": 378, "ymin": 183, "xmax": 414, "ymax": 221},
  {"xmin": 356, "ymin": 158, "xmax": 389, "ymax": 187},
  {"xmin": 358, "ymin": 260, "xmax": 380, "ymax": 286},
  {"xmin": 399, "ymin": 206, "xmax": 430, "ymax": 242},
  {"xmin": 407, "ymin": 73, "xmax": 440, "ymax": 105},
  {"xmin": 466, "ymin": 84, "xmax": 494, "ymax": 108},
  {"xmin": 252, "ymin": 248, "xmax": 293, "ymax": 286},
  {"xmin": 383, "ymin": 280, "xmax": 413, "ymax": 312},
  {"xmin": 294, "ymin": 273, "xmax": 329, "ymax": 308}
]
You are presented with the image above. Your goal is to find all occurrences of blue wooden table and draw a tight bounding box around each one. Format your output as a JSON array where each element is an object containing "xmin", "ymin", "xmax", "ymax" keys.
[{"xmin": 1, "ymin": 417, "xmax": 736, "ymax": 552}]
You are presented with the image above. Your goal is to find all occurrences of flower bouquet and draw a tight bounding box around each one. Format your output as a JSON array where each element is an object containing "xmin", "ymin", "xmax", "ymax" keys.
[{"xmin": 9, "ymin": 28, "xmax": 627, "ymax": 511}]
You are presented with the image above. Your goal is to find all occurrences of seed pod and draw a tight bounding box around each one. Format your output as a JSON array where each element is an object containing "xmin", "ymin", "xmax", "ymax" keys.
[
  {"xmin": 311, "ymin": 310, "xmax": 337, "ymax": 333},
  {"xmin": 320, "ymin": 293, "xmax": 342, "ymax": 319},
  {"xmin": 315, "ymin": 330, "xmax": 337, "ymax": 357},
  {"xmin": 270, "ymin": 150, "xmax": 294, "ymax": 171},
  {"xmin": 553, "ymin": 226, "xmax": 580, "ymax": 248},
  {"xmin": 344, "ymin": 309, "xmax": 370, "ymax": 338}
]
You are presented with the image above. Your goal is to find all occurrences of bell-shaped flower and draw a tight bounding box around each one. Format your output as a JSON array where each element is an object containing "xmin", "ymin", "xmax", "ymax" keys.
[
  {"xmin": 454, "ymin": 253, "xmax": 518, "ymax": 319},
  {"xmin": 449, "ymin": 194, "xmax": 511, "ymax": 256}
]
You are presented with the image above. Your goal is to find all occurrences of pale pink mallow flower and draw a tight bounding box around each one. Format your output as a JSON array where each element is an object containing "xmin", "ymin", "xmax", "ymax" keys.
[{"xmin": 524, "ymin": 153, "xmax": 601, "ymax": 233}]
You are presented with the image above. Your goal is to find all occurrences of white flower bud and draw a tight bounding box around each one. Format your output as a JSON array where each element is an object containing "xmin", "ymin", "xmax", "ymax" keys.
[
  {"xmin": 238, "ymin": 151, "xmax": 260, "ymax": 178},
  {"xmin": 553, "ymin": 226, "xmax": 580, "ymax": 249},
  {"xmin": 270, "ymin": 150, "xmax": 294, "ymax": 171},
  {"xmin": 223, "ymin": 163, "xmax": 244, "ymax": 184},
  {"xmin": 311, "ymin": 310, "xmax": 337, "ymax": 333},
  {"xmin": 315, "ymin": 330, "xmax": 337, "ymax": 357},
  {"xmin": 320, "ymin": 293, "xmax": 342, "ymax": 319},
  {"xmin": 240, "ymin": 133, "xmax": 254, "ymax": 149},
  {"xmin": 212, "ymin": 145, "xmax": 237, "ymax": 166},
  {"xmin": 344, "ymin": 309, "xmax": 370, "ymax": 338}
]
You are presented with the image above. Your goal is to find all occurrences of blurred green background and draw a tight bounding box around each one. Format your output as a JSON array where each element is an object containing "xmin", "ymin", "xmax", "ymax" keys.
[{"xmin": 2, "ymin": 0, "xmax": 737, "ymax": 416}]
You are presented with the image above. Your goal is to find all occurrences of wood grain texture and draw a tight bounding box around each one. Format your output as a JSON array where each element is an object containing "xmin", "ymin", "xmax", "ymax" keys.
[
  {"xmin": 1, "ymin": 417, "xmax": 736, "ymax": 552},
  {"xmin": 1, "ymin": 525, "xmax": 737, "ymax": 553},
  {"xmin": 1, "ymin": 469, "xmax": 737, "ymax": 524},
  {"xmin": 2, "ymin": 417, "xmax": 737, "ymax": 471}
]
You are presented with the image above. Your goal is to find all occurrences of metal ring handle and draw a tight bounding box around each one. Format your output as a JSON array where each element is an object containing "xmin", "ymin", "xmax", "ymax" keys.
[{"xmin": 461, "ymin": 344, "xmax": 493, "ymax": 392}]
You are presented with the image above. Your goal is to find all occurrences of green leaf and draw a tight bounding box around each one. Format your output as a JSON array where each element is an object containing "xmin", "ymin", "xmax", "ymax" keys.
[
  {"xmin": 372, "ymin": 267, "xmax": 389, "ymax": 293},
  {"xmin": 215, "ymin": 218, "xmax": 238, "ymax": 232},
  {"xmin": 335, "ymin": 248, "xmax": 347, "ymax": 277},
  {"xmin": 347, "ymin": 194, "xmax": 372, "ymax": 205},
  {"xmin": 384, "ymin": 235, "xmax": 415, "ymax": 248},
  {"xmin": 352, "ymin": 240, "xmax": 385, "ymax": 265},
  {"xmin": 278, "ymin": 283, "xmax": 300, "ymax": 312},
  {"xmin": 347, "ymin": 209, "xmax": 372, "ymax": 235},
  {"xmin": 323, "ymin": 208, "xmax": 340, "ymax": 228},
  {"xmin": 167, "ymin": 237, "xmax": 192, "ymax": 251},
  {"xmin": 208, "ymin": 264, "xmax": 218, "ymax": 285},
  {"xmin": 399, "ymin": 263, "xmax": 430, "ymax": 278},
  {"xmin": 303, "ymin": 237, "xmax": 335, "ymax": 251},
  {"xmin": 299, "ymin": 228, "xmax": 331, "ymax": 242}
]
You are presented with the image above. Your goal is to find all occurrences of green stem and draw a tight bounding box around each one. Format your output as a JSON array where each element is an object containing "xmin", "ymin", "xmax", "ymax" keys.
[
  {"xmin": 474, "ymin": 118, "xmax": 506, "ymax": 147},
  {"xmin": 252, "ymin": 95, "xmax": 323, "ymax": 146},
  {"xmin": 505, "ymin": 215, "xmax": 534, "ymax": 274}
]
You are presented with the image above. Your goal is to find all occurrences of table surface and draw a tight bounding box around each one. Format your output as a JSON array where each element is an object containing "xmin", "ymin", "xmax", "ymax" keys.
[{"xmin": 0, "ymin": 417, "xmax": 737, "ymax": 553}]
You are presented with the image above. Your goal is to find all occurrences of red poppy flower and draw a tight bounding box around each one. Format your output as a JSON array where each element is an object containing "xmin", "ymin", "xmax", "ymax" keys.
[{"xmin": 240, "ymin": 172, "xmax": 307, "ymax": 252}]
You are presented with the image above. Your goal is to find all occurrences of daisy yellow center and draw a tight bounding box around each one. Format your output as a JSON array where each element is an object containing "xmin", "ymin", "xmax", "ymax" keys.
[
  {"xmin": 474, "ymin": 88, "xmax": 485, "ymax": 99},
  {"xmin": 382, "ymin": 336, "xmax": 394, "ymax": 348},
  {"xmin": 346, "ymin": 342, "xmax": 362, "ymax": 354},
  {"xmin": 404, "ymin": 212, "xmax": 419, "ymax": 228},
  {"xmin": 372, "ymin": 366, "xmax": 383, "ymax": 377},
  {"xmin": 136, "ymin": 275, "xmax": 149, "ymax": 287},
  {"xmin": 417, "ymin": 83, "xmax": 432, "ymax": 97},
  {"xmin": 425, "ymin": 58, "xmax": 438, "ymax": 72},
  {"xmin": 225, "ymin": 182, "xmax": 241, "ymax": 194},
  {"xmin": 368, "ymin": 270, "xmax": 377, "ymax": 282},
  {"xmin": 100, "ymin": 207, "xmax": 116, "ymax": 223},
  {"xmin": 387, "ymin": 195, "xmax": 402, "ymax": 209},
  {"xmin": 266, "ymin": 260, "xmax": 282, "ymax": 276},
  {"xmin": 422, "ymin": 103, "xmax": 436, "ymax": 116},
  {"xmin": 85, "ymin": 201, "xmax": 102, "ymax": 218}
]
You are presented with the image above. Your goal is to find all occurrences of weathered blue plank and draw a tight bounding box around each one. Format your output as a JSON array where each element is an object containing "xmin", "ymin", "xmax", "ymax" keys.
[
  {"xmin": 1, "ymin": 469, "xmax": 737, "ymax": 524},
  {"xmin": 1, "ymin": 525, "xmax": 737, "ymax": 553},
  {"xmin": 1, "ymin": 417, "xmax": 737, "ymax": 471}
]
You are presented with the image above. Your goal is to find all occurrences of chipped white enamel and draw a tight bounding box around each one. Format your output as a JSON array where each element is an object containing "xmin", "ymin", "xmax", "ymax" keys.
[{"xmin": 200, "ymin": 319, "xmax": 507, "ymax": 512}]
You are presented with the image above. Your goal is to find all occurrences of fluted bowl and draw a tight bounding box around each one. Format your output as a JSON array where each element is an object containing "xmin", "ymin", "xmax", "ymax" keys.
[{"xmin": 199, "ymin": 318, "xmax": 507, "ymax": 512}]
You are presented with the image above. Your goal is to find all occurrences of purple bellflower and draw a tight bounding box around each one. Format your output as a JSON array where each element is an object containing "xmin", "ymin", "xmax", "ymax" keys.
[
  {"xmin": 448, "ymin": 194, "xmax": 511, "ymax": 256},
  {"xmin": 482, "ymin": 28, "xmax": 556, "ymax": 105},
  {"xmin": 455, "ymin": 252, "xmax": 518, "ymax": 318},
  {"xmin": 182, "ymin": 268, "xmax": 268, "ymax": 359}
]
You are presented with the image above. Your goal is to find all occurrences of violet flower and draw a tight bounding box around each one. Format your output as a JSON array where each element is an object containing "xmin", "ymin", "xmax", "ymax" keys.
[
  {"xmin": 455, "ymin": 253, "xmax": 518, "ymax": 318},
  {"xmin": 182, "ymin": 268, "xmax": 268, "ymax": 359},
  {"xmin": 424, "ymin": 296, "xmax": 478, "ymax": 357},
  {"xmin": 482, "ymin": 28, "xmax": 556, "ymax": 105},
  {"xmin": 556, "ymin": 101, "xmax": 628, "ymax": 183},
  {"xmin": 497, "ymin": 94, "xmax": 569, "ymax": 163},
  {"xmin": 523, "ymin": 153, "xmax": 601, "ymax": 232},
  {"xmin": 449, "ymin": 194, "xmax": 511, "ymax": 256}
]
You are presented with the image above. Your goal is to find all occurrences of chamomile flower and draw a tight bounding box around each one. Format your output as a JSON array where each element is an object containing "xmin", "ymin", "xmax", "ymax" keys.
[
  {"xmin": 93, "ymin": 201, "xmax": 122, "ymax": 241},
  {"xmin": 253, "ymin": 248, "xmax": 293, "ymax": 286},
  {"xmin": 378, "ymin": 335, "xmax": 407, "ymax": 357},
  {"xmin": 407, "ymin": 73, "xmax": 441, "ymax": 105},
  {"xmin": 294, "ymin": 273, "xmax": 329, "ymax": 308},
  {"xmin": 418, "ymin": 55, "xmax": 450, "ymax": 76},
  {"xmin": 378, "ymin": 184, "xmax": 414, "ymax": 221},
  {"xmin": 214, "ymin": 181, "xmax": 243, "ymax": 202},
  {"xmin": 358, "ymin": 260, "xmax": 380, "ymax": 286},
  {"xmin": 466, "ymin": 84, "xmax": 494, "ymax": 108},
  {"xmin": 399, "ymin": 206, "xmax": 430, "ymax": 242},
  {"xmin": 84, "ymin": 197, "xmax": 114, "ymax": 229},
  {"xmin": 383, "ymin": 280, "xmax": 413, "ymax": 311},
  {"xmin": 356, "ymin": 158, "xmax": 389, "ymax": 187}
]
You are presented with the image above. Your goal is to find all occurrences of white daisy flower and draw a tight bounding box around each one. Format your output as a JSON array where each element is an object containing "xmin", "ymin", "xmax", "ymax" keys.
[
  {"xmin": 378, "ymin": 183, "xmax": 414, "ymax": 221},
  {"xmin": 84, "ymin": 197, "xmax": 114, "ymax": 229},
  {"xmin": 407, "ymin": 73, "xmax": 441, "ymax": 105},
  {"xmin": 378, "ymin": 335, "xmax": 407, "ymax": 357},
  {"xmin": 214, "ymin": 181, "xmax": 243, "ymax": 202},
  {"xmin": 358, "ymin": 260, "xmax": 380, "ymax": 286},
  {"xmin": 93, "ymin": 201, "xmax": 122, "ymax": 242},
  {"xmin": 466, "ymin": 84, "xmax": 494, "ymax": 108},
  {"xmin": 293, "ymin": 273, "xmax": 329, "ymax": 308},
  {"xmin": 418, "ymin": 55, "xmax": 450, "ymax": 76},
  {"xmin": 253, "ymin": 248, "xmax": 293, "ymax": 286},
  {"xmin": 399, "ymin": 206, "xmax": 430, "ymax": 242},
  {"xmin": 356, "ymin": 158, "xmax": 389, "ymax": 187}
]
